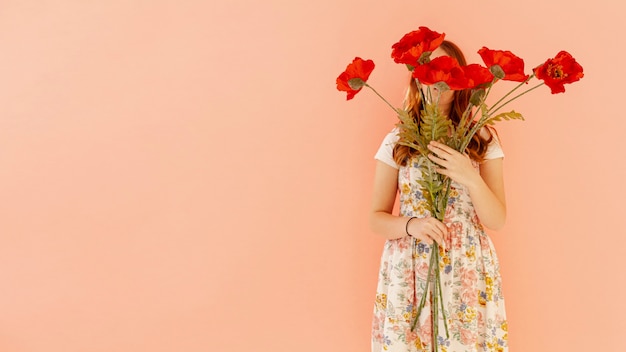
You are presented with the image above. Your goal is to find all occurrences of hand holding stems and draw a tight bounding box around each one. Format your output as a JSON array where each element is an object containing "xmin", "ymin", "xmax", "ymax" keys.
[
  {"xmin": 426, "ymin": 141, "xmax": 482, "ymax": 189},
  {"xmin": 406, "ymin": 216, "xmax": 447, "ymax": 250},
  {"xmin": 427, "ymin": 139, "xmax": 507, "ymax": 231}
]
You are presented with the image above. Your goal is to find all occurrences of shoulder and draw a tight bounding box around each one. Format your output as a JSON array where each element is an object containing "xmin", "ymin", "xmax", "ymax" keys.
[
  {"xmin": 480, "ymin": 127, "xmax": 505, "ymax": 161},
  {"xmin": 382, "ymin": 127, "xmax": 400, "ymax": 144},
  {"xmin": 374, "ymin": 128, "xmax": 400, "ymax": 169}
]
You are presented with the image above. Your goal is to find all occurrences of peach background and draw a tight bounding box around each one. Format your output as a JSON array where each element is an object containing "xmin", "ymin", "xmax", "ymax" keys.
[{"xmin": 0, "ymin": 0, "xmax": 624, "ymax": 351}]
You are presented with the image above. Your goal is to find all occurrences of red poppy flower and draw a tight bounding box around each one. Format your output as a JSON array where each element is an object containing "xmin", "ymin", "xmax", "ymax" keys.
[
  {"xmin": 462, "ymin": 64, "xmax": 494, "ymax": 89},
  {"xmin": 533, "ymin": 51, "xmax": 584, "ymax": 94},
  {"xmin": 391, "ymin": 27, "xmax": 445, "ymax": 67},
  {"xmin": 336, "ymin": 57, "xmax": 375, "ymax": 100},
  {"xmin": 412, "ymin": 56, "xmax": 468, "ymax": 90},
  {"xmin": 478, "ymin": 47, "xmax": 529, "ymax": 82}
]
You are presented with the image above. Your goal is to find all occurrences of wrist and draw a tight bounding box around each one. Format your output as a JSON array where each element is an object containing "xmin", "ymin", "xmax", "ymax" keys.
[
  {"xmin": 405, "ymin": 217, "xmax": 418, "ymax": 237},
  {"xmin": 463, "ymin": 171, "xmax": 484, "ymax": 191}
]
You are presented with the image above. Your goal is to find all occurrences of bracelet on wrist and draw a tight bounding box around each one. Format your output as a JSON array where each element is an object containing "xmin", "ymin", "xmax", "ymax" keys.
[{"xmin": 405, "ymin": 217, "xmax": 418, "ymax": 237}]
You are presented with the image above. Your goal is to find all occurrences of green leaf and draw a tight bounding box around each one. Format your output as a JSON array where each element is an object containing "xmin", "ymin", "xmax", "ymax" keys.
[
  {"xmin": 486, "ymin": 110, "xmax": 525, "ymax": 125},
  {"xmin": 397, "ymin": 141, "xmax": 421, "ymax": 150},
  {"xmin": 419, "ymin": 103, "xmax": 451, "ymax": 144}
]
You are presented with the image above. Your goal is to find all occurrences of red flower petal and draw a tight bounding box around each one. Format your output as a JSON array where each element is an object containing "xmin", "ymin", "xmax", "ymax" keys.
[
  {"xmin": 462, "ymin": 64, "xmax": 494, "ymax": 89},
  {"xmin": 336, "ymin": 57, "xmax": 375, "ymax": 100},
  {"xmin": 412, "ymin": 56, "xmax": 468, "ymax": 90},
  {"xmin": 533, "ymin": 51, "xmax": 584, "ymax": 94},
  {"xmin": 478, "ymin": 47, "xmax": 529, "ymax": 82},
  {"xmin": 391, "ymin": 27, "xmax": 445, "ymax": 67}
]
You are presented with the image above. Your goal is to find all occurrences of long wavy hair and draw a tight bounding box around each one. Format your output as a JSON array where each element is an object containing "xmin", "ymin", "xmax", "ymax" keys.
[{"xmin": 393, "ymin": 40, "xmax": 494, "ymax": 166}]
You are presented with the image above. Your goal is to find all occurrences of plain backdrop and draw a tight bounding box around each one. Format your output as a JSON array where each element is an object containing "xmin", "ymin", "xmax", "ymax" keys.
[{"xmin": 0, "ymin": 0, "xmax": 624, "ymax": 351}]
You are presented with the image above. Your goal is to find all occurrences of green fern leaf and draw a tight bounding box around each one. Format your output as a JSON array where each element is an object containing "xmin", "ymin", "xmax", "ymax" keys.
[{"xmin": 486, "ymin": 110, "xmax": 525, "ymax": 125}]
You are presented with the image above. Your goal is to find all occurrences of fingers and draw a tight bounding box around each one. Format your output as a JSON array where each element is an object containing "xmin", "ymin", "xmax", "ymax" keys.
[
  {"xmin": 428, "ymin": 141, "xmax": 455, "ymax": 157},
  {"xmin": 427, "ymin": 153, "xmax": 447, "ymax": 168},
  {"xmin": 427, "ymin": 141, "xmax": 473, "ymax": 182},
  {"xmin": 424, "ymin": 217, "xmax": 447, "ymax": 249},
  {"xmin": 427, "ymin": 141, "xmax": 456, "ymax": 168},
  {"xmin": 407, "ymin": 216, "xmax": 448, "ymax": 250},
  {"xmin": 427, "ymin": 150, "xmax": 451, "ymax": 178}
]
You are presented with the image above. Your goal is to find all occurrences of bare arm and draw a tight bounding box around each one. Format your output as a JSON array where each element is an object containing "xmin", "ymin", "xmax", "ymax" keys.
[
  {"xmin": 369, "ymin": 160, "xmax": 447, "ymax": 245},
  {"xmin": 469, "ymin": 157, "xmax": 506, "ymax": 230}
]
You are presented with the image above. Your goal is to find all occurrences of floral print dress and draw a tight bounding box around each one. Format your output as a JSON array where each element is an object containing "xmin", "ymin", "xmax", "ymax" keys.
[{"xmin": 372, "ymin": 130, "xmax": 508, "ymax": 352}]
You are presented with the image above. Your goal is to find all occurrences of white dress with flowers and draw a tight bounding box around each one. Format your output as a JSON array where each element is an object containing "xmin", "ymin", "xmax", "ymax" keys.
[{"xmin": 371, "ymin": 129, "xmax": 508, "ymax": 352}]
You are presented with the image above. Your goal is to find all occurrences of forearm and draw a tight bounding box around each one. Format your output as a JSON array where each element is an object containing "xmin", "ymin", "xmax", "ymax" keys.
[
  {"xmin": 370, "ymin": 160, "xmax": 447, "ymax": 244},
  {"xmin": 466, "ymin": 177, "xmax": 506, "ymax": 230},
  {"xmin": 369, "ymin": 211, "xmax": 411, "ymax": 240}
]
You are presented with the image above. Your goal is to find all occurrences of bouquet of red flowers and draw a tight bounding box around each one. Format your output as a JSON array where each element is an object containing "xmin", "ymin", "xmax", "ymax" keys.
[{"xmin": 337, "ymin": 26, "xmax": 583, "ymax": 349}]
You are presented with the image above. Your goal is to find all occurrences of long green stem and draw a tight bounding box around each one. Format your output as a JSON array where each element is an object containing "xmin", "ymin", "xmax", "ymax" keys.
[
  {"xmin": 461, "ymin": 119, "xmax": 483, "ymax": 152},
  {"xmin": 483, "ymin": 83, "xmax": 494, "ymax": 103},
  {"xmin": 364, "ymin": 83, "xmax": 399, "ymax": 114},
  {"xmin": 457, "ymin": 98, "xmax": 475, "ymax": 141},
  {"xmin": 412, "ymin": 244, "xmax": 437, "ymax": 330},
  {"xmin": 433, "ymin": 262, "xmax": 439, "ymax": 352},
  {"xmin": 438, "ymin": 259, "xmax": 449, "ymax": 339},
  {"xmin": 487, "ymin": 75, "xmax": 534, "ymax": 114},
  {"xmin": 488, "ymin": 82, "xmax": 545, "ymax": 116},
  {"xmin": 414, "ymin": 79, "xmax": 426, "ymax": 106},
  {"xmin": 456, "ymin": 81, "xmax": 494, "ymax": 148}
]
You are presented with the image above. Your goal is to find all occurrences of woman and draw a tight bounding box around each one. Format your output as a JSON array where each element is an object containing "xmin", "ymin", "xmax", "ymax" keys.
[{"xmin": 370, "ymin": 41, "xmax": 509, "ymax": 351}]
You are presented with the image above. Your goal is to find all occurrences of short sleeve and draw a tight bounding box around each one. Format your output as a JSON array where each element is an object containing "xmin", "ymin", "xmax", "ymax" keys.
[
  {"xmin": 374, "ymin": 129, "xmax": 400, "ymax": 169},
  {"xmin": 483, "ymin": 133, "xmax": 505, "ymax": 161}
]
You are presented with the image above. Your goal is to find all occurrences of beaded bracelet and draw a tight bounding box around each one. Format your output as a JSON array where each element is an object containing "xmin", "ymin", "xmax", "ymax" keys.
[{"xmin": 405, "ymin": 217, "xmax": 418, "ymax": 237}]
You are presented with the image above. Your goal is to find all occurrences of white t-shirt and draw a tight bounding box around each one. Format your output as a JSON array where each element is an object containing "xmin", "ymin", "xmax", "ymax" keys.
[{"xmin": 374, "ymin": 128, "xmax": 504, "ymax": 169}]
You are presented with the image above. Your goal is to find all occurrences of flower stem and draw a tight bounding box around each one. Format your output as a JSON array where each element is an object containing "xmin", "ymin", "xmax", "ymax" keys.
[
  {"xmin": 488, "ymin": 83, "xmax": 545, "ymax": 116},
  {"xmin": 433, "ymin": 261, "xmax": 440, "ymax": 352},
  {"xmin": 487, "ymin": 75, "xmax": 535, "ymax": 114},
  {"xmin": 461, "ymin": 119, "xmax": 483, "ymax": 152},
  {"xmin": 457, "ymin": 99, "xmax": 475, "ymax": 139},
  {"xmin": 438, "ymin": 260, "xmax": 450, "ymax": 339},
  {"xmin": 364, "ymin": 83, "xmax": 399, "ymax": 114},
  {"xmin": 412, "ymin": 243, "xmax": 437, "ymax": 331}
]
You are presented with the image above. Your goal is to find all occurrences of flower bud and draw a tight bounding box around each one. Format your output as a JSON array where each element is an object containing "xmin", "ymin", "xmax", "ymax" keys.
[
  {"xmin": 490, "ymin": 65, "xmax": 505, "ymax": 79},
  {"xmin": 418, "ymin": 51, "xmax": 432, "ymax": 65},
  {"xmin": 433, "ymin": 82, "xmax": 450, "ymax": 92},
  {"xmin": 470, "ymin": 89, "xmax": 486, "ymax": 106},
  {"xmin": 348, "ymin": 78, "xmax": 366, "ymax": 90}
]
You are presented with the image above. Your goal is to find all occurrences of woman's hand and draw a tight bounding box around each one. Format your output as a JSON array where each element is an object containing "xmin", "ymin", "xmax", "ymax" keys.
[
  {"xmin": 427, "ymin": 141, "xmax": 481, "ymax": 188},
  {"xmin": 407, "ymin": 216, "xmax": 447, "ymax": 249}
]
